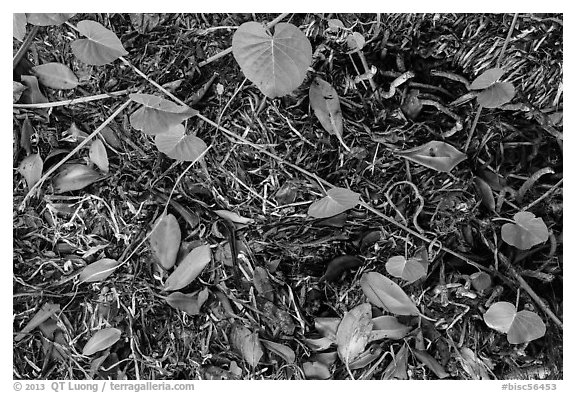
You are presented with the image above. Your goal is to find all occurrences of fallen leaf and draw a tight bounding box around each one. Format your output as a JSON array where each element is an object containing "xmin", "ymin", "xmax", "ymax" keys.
[
  {"xmin": 308, "ymin": 187, "xmax": 360, "ymax": 219},
  {"xmin": 501, "ymin": 211, "xmax": 549, "ymax": 250},
  {"xmin": 360, "ymin": 272, "xmax": 420, "ymax": 316},
  {"xmin": 129, "ymin": 94, "xmax": 197, "ymax": 135},
  {"xmin": 309, "ymin": 77, "xmax": 346, "ymax": 149},
  {"xmin": 149, "ymin": 213, "xmax": 181, "ymax": 270},
  {"xmin": 470, "ymin": 68, "xmax": 505, "ymax": 90},
  {"xmin": 253, "ymin": 266, "xmax": 274, "ymax": 301},
  {"xmin": 349, "ymin": 344, "xmax": 382, "ymax": 370},
  {"xmin": 163, "ymin": 245, "xmax": 211, "ymax": 291},
  {"xmin": 53, "ymin": 164, "xmax": 102, "ymax": 193},
  {"xmin": 129, "ymin": 13, "xmax": 160, "ymax": 34},
  {"xmin": 18, "ymin": 153, "xmax": 43, "ymax": 190},
  {"xmin": 260, "ymin": 339, "xmax": 296, "ymax": 363},
  {"xmin": 32, "ymin": 62, "xmax": 79, "ymax": 90},
  {"xmin": 413, "ymin": 349, "xmax": 449, "ymax": 378},
  {"xmin": 230, "ymin": 324, "xmax": 263, "ymax": 368},
  {"xmin": 79, "ymin": 258, "xmax": 120, "ymax": 283},
  {"xmin": 19, "ymin": 75, "xmax": 48, "ymax": 105},
  {"xmin": 213, "ymin": 210, "xmax": 254, "ymax": 225},
  {"xmin": 304, "ymin": 337, "xmax": 334, "ymax": 352},
  {"xmin": 336, "ymin": 303, "xmax": 373, "ymax": 365},
  {"xmin": 13, "ymin": 81, "xmax": 27, "ymax": 103},
  {"xmin": 15, "ymin": 303, "xmax": 60, "ymax": 342},
  {"xmin": 470, "ymin": 272, "xmax": 492, "ymax": 292},
  {"xmin": 346, "ymin": 32, "xmax": 365, "ymax": 52},
  {"xmin": 459, "ymin": 347, "xmax": 490, "ymax": 380},
  {"xmin": 473, "ymin": 176, "xmax": 496, "ymax": 211},
  {"xmin": 303, "ymin": 361, "xmax": 332, "ymax": 379},
  {"xmin": 154, "ymin": 124, "xmax": 207, "ymax": 161},
  {"xmin": 315, "ymin": 317, "xmax": 341, "ymax": 342},
  {"xmin": 19, "ymin": 117, "xmax": 34, "ymax": 155},
  {"xmin": 382, "ymin": 343, "xmax": 409, "ymax": 380},
  {"xmin": 82, "ymin": 327, "xmax": 121, "ymax": 356},
  {"xmin": 396, "ymin": 141, "xmax": 467, "ymax": 173},
  {"xmin": 26, "ymin": 13, "xmax": 75, "ymax": 26},
  {"xmin": 89, "ymin": 139, "xmax": 109, "ymax": 173},
  {"xmin": 477, "ymin": 82, "xmax": 515, "ymax": 108},
  {"xmin": 369, "ymin": 315, "xmax": 411, "ymax": 341},
  {"xmin": 320, "ymin": 255, "xmax": 363, "ymax": 282},
  {"xmin": 385, "ymin": 255, "xmax": 427, "ymax": 283},
  {"xmin": 166, "ymin": 288, "xmax": 209, "ymax": 315},
  {"xmin": 13, "ymin": 13, "xmax": 27, "ymax": 41}
]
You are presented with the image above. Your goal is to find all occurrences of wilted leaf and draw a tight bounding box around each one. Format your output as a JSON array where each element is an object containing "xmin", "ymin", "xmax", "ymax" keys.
[
  {"xmin": 18, "ymin": 153, "xmax": 43, "ymax": 190},
  {"xmin": 150, "ymin": 213, "xmax": 181, "ymax": 270},
  {"xmin": 62, "ymin": 122, "xmax": 89, "ymax": 143},
  {"xmin": 309, "ymin": 77, "xmax": 344, "ymax": 144},
  {"xmin": 231, "ymin": 324, "xmax": 263, "ymax": 368},
  {"xmin": 20, "ymin": 75, "xmax": 48, "ymax": 105},
  {"xmin": 129, "ymin": 13, "xmax": 160, "ymax": 34},
  {"xmin": 71, "ymin": 20, "xmax": 128, "ymax": 66},
  {"xmin": 260, "ymin": 339, "xmax": 296, "ymax": 363},
  {"xmin": 470, "ymin": 272, "xmax": 492, "ymax": 292},
  {"xmin": 477, "ymin": 82, "xmax": 515, "ymax": 108},
  {"xmin": 346, "ymin": 32, "xmax": 365, "ymax": 52},
  {"xmin": 100, "ymin": 126, "xmax": 122, "ymax": 150},
  {"xmin": 308, "ymin": 187, "xmax": 360, "ymax": 219},
  {"xmin": 82, "ymin": 328, "xmax": 121, "ymax": 356},
  {"xmin": 14, "ymin": 13, "xmax": 27, "ymax": 41},
  {"xmin": 413, "ymin": 349, "xmax": 449, "ymax": 379},
  {"xmin": 164, "ymin": 245, "xmax": 211, "ymax": 291},
  {"xmin": 382, "ymin": 343, "xmax": 409, "ymax": 380},
  {"xmin": 360, "ymin": 272, "xmax": 420, "ymax": 316},
  {"xmin": 154, "ymin": 124, "xmax": 207, "ymax": 161},
  {"xmin": 320, "ymin": 255, "xmax": 363, "ymax": 282},
  {"xmin": 232, "ymin": 22, "xmax": 312, "ymax": 98},
  {"xmin": 369, "ymin": 315, "xmax": 411, "ymax": 341},
  {"xmin": 385, "ymin": 255, "xmax": 427, "ymax": 284},
  {"xmin": 303, "ymin": 361, "xmax": 331, "ymax": 379},
  {"xmin": 26, "ymin": 13, "xmax": 75, "ymax": 26},
  {"xmin": 253, "ymin": 266, "xmax": 274, "ymax": 301},
  {"xmin": 483, "ymin": 301, "xmax": 546, "ymax": 344},
  {"xmin": 459, "ymin": 347, "xmax": 490, "ymax": 380},
  {"xmin": 79, "ymin": 258, "xmax": 120, "ymax": 283},
  {"xmin": 473, "ymin": 176, "xmax": 496, "ymax": 211},
  {"xmin": 501, "ymin": 211, "xmax": 549, "ymax": 250},
  {"xmin": 89, "ymin": 139, "xmax": 109, "ymax": 173},
  {"xmin": 32, "ymin": 63, "xmax": 79, "ymax": 90},
  {"xmin": 15, "ymin": 303, "xmax": 60, "ymax": 342},
  {"xmin": 166, "ymin": 288, "xmax": 209, "ymax": 315},
  {"xmin": 130, "ymin": 94, "xmax": 197, "ymax": 135},
  {"xmin": 396, "ymin": 141, "xmax": 467, "ymax": 173},
  {"xmin": 470, "ymin": 68, "xmax": 505, "ymax": 90},
  {"xmin": 13, "ymin": 81, "xmax": 27, "ymax": 103},
  {"xmin": 336, "ymin": 303, "xmax": 373, "ymax": 365},
  {"xmin": 213, "ymin": 210, "xmax": 254, "ymax": 225},
  {"xmin": 52, "ymin": 164, "xmax": 102, "ymax": 193}
]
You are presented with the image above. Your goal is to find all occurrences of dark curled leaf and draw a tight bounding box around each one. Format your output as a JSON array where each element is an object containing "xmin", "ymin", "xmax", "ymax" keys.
[
  {"xmin": 473, "ymin": 176, "xmax": 496, "ymax": 212},
  {"xmin": 320, "ymin": 255, "xmax": 363, "ymax": 282},
  {"xmin": 396, "ymin": 141, "xmax": 467, "ymax": 173}
]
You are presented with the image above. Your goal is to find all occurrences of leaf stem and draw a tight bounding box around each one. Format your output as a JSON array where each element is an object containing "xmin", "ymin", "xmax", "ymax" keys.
[
  {"xmin": 464, "ymin": 105, "xmax": 482, "ymax": 152},
  {"xmin": 497, "ymin": 13, "xmax": 520, "ymax": 69},
  {"xmin": 13, "ymin": 89, "xmax": 131, "ymax": 109},
  {"xmin": 13, "ymin": 25, "xmax": 39, "ymax": 69}
]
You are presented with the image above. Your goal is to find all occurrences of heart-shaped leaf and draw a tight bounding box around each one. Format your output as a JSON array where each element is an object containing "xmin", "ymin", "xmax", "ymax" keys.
[
  {"xmin": 164, "ymin": 245, "xmax": 211, "ymax": 291},
  {"xmin": 232, "ymin": 22, "xmax": 312, "ymax": 98},
  {"xmin": 483, "ymin": 302, "xmax": 546, "ymax": 344},
  {"xmin": 360, "ymin": 272, "xmax": 420, "ymax": 316},
  {"xmin": 150, "ymin": 213, "xmax": 181, "ymax": 270},
  {"xmin": 19, "ymin": 75, "xmax": 48, "ymax": 105},
  {"xmin": 32, "ymin": 63, "xmax": 79, "ymax": 90},
  {"xmin": 26, "ymin": 13, "xmax": 75, "ymax": 26},
  {"xmin": 89, "ymin": 139, "xmax": 109, "ymax": 173},
  {"xmin": 336, "ymin": 303, "xmax": 373, "ymax": 365},
  {"xmin": 14, "ymin": 13, "xmax": 27, "ymax": 41},
  {"xmin": 260, "ymin": 339, "xmax": 296, "ymax": 363},
  {"xmin": 470, "ymin": 272, "xmax": 492, "ymax": 292},
  {"xmin": 82, "ymin": 327, "xmax": 121, "ymax": 356},
  {"xmin": 396, "ymin": 141, "xmax": 467, "ymax": 173},
  {"xmin": 130, "ymin": 94, "xmax": 197, "ymax": 135},
  {"xmin": 166, "ymin": 288, "xmax": 209, "ymax": 315},
  {"xmin": 18, "ymin": 153, "xmax": 43, "ymax": 190},
  {"xmin": 308, "ymin": 187, "xmax": 360, "ymax": 219},
  {"xmin": 470, "ymin": 68, "xmax": 505, "ymax": 90},
  {"xmin": 369, "ymin": 315, "xmax": 411, "ymax": 341},
  {"xmin": 79, "ymin": 258, "xmax": 120, "ymax": 283},
  {"xmin": 154, "ymin": 124, "xmax": 207, "ymax": 161},
  {"xmin": 309, "ymin": 77, "xmax": 345, "ymax": 148},
  {"xmin": 52, "ymin": 164, "xmax": 102, "ymax": 193},
  {"xmin": 477, "ymin": 82, "xmax": 515, "ymax": 108},
  {"xmin": 231, "ymin": 324, "xmax": 263, "ymax": 368},
  {"xmin": 71, "ymin": 20, "xmax": 128, "ymax": 66},
  {"xmin": 385, "ymin": 255, "xmax": 427, "ymax": 284},
  {"xmin": 501, "ymin": 211, "xmax": 549, "ymax": 250}
]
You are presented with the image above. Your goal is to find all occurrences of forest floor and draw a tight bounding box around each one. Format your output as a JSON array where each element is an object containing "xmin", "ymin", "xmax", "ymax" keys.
[{"xmin": 13, "ymin": 13, "xmax": 563, "ymax": 380}]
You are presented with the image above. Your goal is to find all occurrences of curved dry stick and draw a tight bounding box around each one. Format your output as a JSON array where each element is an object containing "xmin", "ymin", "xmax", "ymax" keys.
[
  {"xmin": 420, "ymin": 99, "xmax": 463, "ymax": 137},
  {"xmin": 381, "ymin": 71, "xmax": 415, "ymax": 99}
]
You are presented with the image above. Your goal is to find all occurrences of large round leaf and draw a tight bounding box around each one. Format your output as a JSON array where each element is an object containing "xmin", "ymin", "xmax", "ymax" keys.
[
  {"xmin": 501, "ymin": 211, "xmax": 549, "ymax": 250},
  {"xmin": 308, "ymin": 187, "xmax": 360, "ymax": 219},
  {"xmin": 483, "ymin": 302, "xmax": 546, "ymax": 344},
  {"xmin": 154, "ymin": 124, "xmax": 208, "ymax": 161},
  {"xmin": 71, "ymin": 20, "xmax": 128, "ymax": 66},
  {"xmin": 26, "ymin": 13, "xmax": 75, "ymax": 26},
  {"xmin": 32, "ymin": 63, "xmax": 79, "ymax": 90},
  {"xmin": 232, "ymin": 22, "xmax": 312, "ymax": 98},
  {"xmin": 477, "ymin": 82, "xmax": 515, "ymax": 108}
]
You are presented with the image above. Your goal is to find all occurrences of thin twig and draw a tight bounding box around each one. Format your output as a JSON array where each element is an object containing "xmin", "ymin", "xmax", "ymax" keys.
[
  {"xmin": 13, "ymin": 25, "xmax": 39, "ymax": 69},
  {"xmin": 198, "ymin": 13, "xmax": 290, "ymax": 68},
  {"xmin": 521, "ymin": 178, "xmax": 563, "ymax": 212},
  {"xmin": 13, "ymin": 89, "xmax": 131, "ymax": 109},
  {"xmin": 464, "ymin": 105, "xmax": 482, "ymax": 152},
  {"xmin": 18, "ymin": 99, "xmax": 133, "ymax": 210},
  {"xmin": 497, "ymin": 13, "xmax": 520, "ymax": 68}
]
